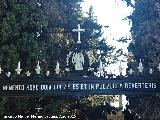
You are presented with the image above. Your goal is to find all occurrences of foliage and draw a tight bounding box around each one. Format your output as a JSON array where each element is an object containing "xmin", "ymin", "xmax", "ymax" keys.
[
  {"xmin": 80, "ymin": 95, "xmax": 117, "ymax": 106},
  {"xmin": 0, "ymin": 0, "xmax": 119, "ymax": 119},
  {"xmin": 122, "ymin": 0, "xmax": 134, "ymax": 7},
  {"xmin": 64, "ymin": 100, "xmax": 118, "ymax": 120},
  {"xmin": 125, "ymin": 0, "xmax": 160, "ymax": 119},
  {"xmin": 0, "ymin": 0, "xmax": 48, "ymax": 73}
]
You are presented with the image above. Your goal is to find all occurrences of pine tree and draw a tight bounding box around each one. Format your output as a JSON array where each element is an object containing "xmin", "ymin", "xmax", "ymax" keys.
[
  {"xmin": 0, "ymin": 0, "xmax": 117, "ymax": 118},
  {"xmin": 0, "ymin": 0, "xmax": 48, "ymax": 72},
  {"xmin": 125, "ymin": 0, "xmax": 160, "ymax": 119},
  {"xmin": 0, "ymin": 0, "xmax": 49, "ymax": 116}
]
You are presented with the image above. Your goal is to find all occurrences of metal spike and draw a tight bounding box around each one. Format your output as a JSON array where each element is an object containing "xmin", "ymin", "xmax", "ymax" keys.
[
  {"xmin": 35, "ymin": 61, "xmax": 41, "ymax": 74},
  {"xmin": 137, "ymin": 59, "xmax": 144, "ymax": 73},
  {"xmin": 46, "ymin": 71, "xmax": 50, "ymax": 76},
  {"xmin": 55, "ymin": 61, "xmax": 60, "ymax": 74},
  {"xmin": 15, "ymin": 61, "xmax": 22, "ymax": 75}
]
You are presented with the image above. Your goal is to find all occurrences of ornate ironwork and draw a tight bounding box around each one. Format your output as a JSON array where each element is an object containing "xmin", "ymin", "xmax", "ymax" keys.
[{"xmin": 0, "ymin": 24, "xmax": 160, "ymax": 96}]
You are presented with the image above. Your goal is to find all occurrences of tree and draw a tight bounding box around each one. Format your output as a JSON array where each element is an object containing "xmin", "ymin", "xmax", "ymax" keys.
[
  {"xmin": 67, "ymin": 100, "xmax": 117, "ymax": 120},
  {"xmin": 0, "ymin": 0, "xmax": 51, "ymax": 116},
  {"xmin": 123, "ymin": 0, "xmax": 160, "ymax": 119},
  {"xmin": 0, "ymin": 0, "xmax": 49, "ymax": 73},
  {"xmin": 0, "ymin": 0, "xmax": 118, "ymax": 119}
]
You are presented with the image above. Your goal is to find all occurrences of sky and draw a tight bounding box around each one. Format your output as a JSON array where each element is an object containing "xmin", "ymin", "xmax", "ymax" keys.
[
  {"xmin": 81, "ymin": 0, "xmax": 133, "ymax": 108},
  {"xmin": 82, "ymin": 0, "xmax": 132, "ymax": 39},
  {"xmin": 81, "ymin": 0, "xmax": 133, "ymax": 76}
]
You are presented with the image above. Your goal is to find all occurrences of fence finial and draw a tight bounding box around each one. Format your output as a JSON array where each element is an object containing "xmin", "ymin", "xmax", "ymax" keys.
[
  {"xmin": 35, "ymin": 61, "xmax": 41, "ymax": 74},
  {"xmin": 0, "ymin": 67, "xmax": 3, "ymax": 74},
  {"xmin": 15, "ymin": 61, "xmax": 22, "ymax": 75},
  {"xmin": 46, "ymin": 71, "xmax": 50, "ymax": 76},
  {"xmin": 26, "ymin": 71, "xmax": 31, "ymax": 76},
  {"xmin": 55, "ymin": 61, "xmax": 60, "ymax": 74},
  {"xmin": 149, "ymin": 69, "xmax": 153, "ymax": 74},
  {"xmin": 6, "ymin": 72, "xmax": 11, "ymax": 77},
  {"xmin": 118, "ymin": 61, "xmax": 123, "ymax": 75},
  {"xmin": 137, "ymin": 59, "xmax": 143, "ymax": 73}
]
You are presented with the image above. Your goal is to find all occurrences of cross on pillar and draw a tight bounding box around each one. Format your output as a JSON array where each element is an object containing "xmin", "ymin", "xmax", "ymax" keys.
[{"xmin": 72, "ymin": 24, "xmax": 85, "ymax": 43}]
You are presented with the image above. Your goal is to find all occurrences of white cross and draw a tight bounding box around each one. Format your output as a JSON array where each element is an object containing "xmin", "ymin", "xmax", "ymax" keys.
[
  {"xmin": 26, "ymin": 71, "xmax": 31, "ymax": 76},
  {"xmin": 128, "ymin": 69, "xmax": 134, "ymax": 75},
  {"xmin": 72, "ymin": 24, "xmax": 85, "ymax": 43},
  {"xmin": 15, "ymin": 61, "xmax": 22, "ymax": 75},
  {"xmin": 6, "ymin": 72, "xmax": 11, "ymax": 77}
]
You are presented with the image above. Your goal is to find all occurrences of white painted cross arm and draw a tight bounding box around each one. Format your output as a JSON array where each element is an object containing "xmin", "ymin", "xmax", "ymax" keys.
[
  {"xmin": 128, "ymin": 69, "xmax": 134, "ymax": 75},
  {"xmin": 72, "ymin": 24, "xmax": 85, "ymax": 43}
]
